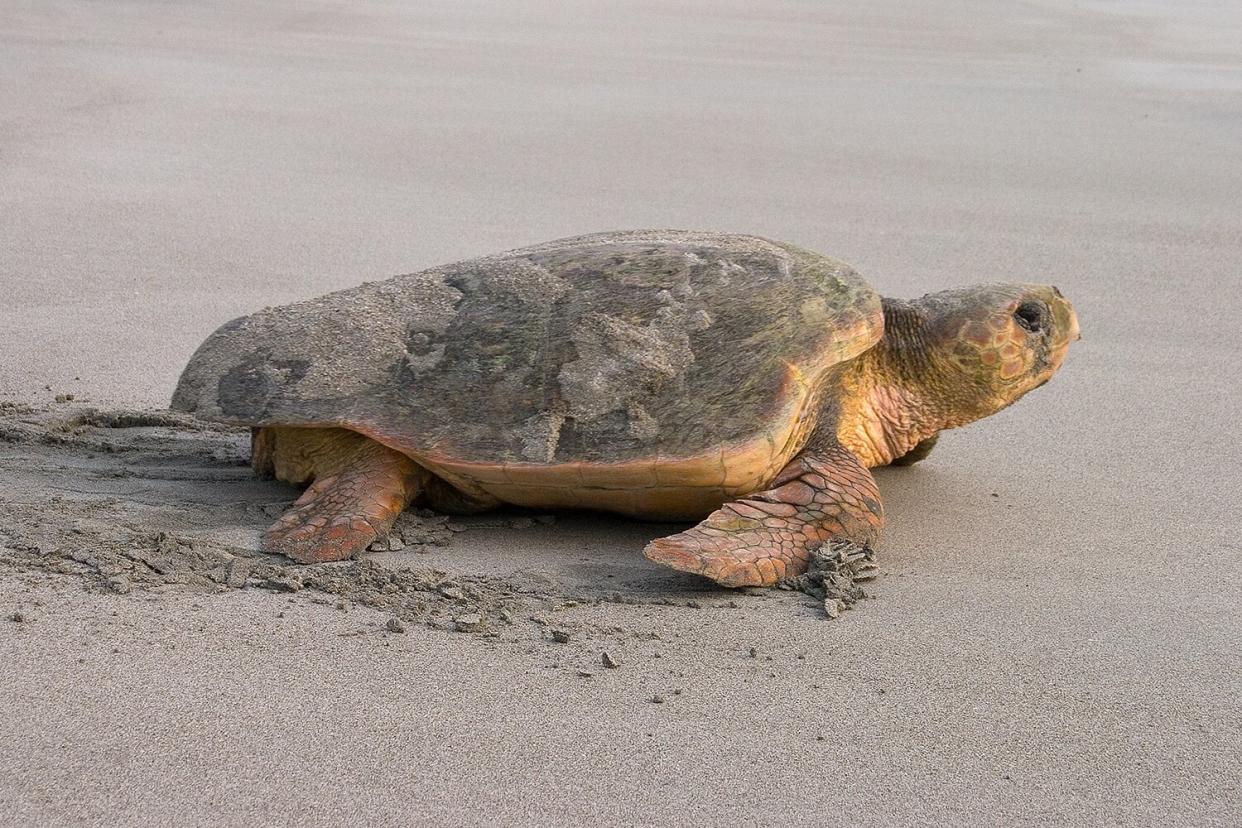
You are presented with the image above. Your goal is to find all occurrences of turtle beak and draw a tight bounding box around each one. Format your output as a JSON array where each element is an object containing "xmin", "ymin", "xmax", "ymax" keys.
[
  {"xmin": 1062, "ymin": 301, "xmax": 1081, "ymax": 343},
  {"xmin": 1051, "ymin": 287, "xmax": 1081, "ymax": 342},
  {"xmin": 1042, "ymin": 291, "xmax": 1080, "ymax": 376}
]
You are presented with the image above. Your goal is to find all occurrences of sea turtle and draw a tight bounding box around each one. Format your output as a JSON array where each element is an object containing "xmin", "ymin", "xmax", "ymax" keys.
[{"xmin": 172, "ymin": 230, "xmax": 1079, "ymax": 587}]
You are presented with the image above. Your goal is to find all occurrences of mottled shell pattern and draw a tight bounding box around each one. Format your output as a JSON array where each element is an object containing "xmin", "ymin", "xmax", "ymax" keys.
[{"xmin": 173, "ymin": 231, "xmax": 883, "ymax": 470}]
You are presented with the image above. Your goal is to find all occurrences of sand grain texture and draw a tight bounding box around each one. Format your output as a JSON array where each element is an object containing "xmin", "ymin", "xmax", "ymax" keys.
[{"xmin": 2, "ymin": 0, "xmax": 1240, "ymax": 824}]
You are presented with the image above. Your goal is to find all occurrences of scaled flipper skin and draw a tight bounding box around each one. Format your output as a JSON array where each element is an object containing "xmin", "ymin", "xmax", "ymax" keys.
[{"xmin": 644, "ymin": 444, "xmax": 882, "ymax": 586}]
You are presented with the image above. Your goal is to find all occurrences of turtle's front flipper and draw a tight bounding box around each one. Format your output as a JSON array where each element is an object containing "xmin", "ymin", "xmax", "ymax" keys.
[
  {"xmin": 644, "ymin": 445, "xmax": 883, "ymax": 587},
  {"xmin": 261, "ymin": 428, "xmax": 428, "ymax": 563}
]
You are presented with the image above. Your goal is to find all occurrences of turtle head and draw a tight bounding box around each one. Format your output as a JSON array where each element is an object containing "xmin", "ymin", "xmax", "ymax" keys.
[{"xmin": 904, "ymin": 283, "xmax": 1080, "ymax": 425}]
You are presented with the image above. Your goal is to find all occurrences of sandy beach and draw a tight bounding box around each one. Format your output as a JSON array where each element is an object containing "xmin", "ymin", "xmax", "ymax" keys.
[{"xmin": 2, "ymin": 1, "xmax": 1240, "ymax": 824}]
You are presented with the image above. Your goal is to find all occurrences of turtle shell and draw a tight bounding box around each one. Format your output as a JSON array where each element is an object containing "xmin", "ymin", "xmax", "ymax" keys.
[{"xmin": 173, "ymin": 231, "xmax": 881, "ymax": 499}]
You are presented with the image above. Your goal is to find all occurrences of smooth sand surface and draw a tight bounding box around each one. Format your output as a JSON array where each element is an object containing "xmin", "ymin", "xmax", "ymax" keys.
[{"xmin": 2, "ymin": 1, "xmax": 1240, "ymax": 824}]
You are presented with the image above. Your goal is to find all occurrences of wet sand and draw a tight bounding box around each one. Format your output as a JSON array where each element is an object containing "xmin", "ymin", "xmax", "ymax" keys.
[{"xmin": 2, "ymin": 1, "xmax": 1240, "ymax": 824}]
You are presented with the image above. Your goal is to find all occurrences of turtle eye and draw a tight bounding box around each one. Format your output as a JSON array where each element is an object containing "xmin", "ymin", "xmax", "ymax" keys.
[{"xmin": 1014, "ymin": 301, "xmax": 1046, "ymax": 333}]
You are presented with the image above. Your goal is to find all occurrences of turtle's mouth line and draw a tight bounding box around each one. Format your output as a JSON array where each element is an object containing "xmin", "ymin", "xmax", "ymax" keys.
[
  {"xmin": 1039, "ymin": 320, "xmax": 1079, "ymax": 384},
  {"xmin": 1063, "ymin": 301, "xmax": 1081, "ymax": 342}
]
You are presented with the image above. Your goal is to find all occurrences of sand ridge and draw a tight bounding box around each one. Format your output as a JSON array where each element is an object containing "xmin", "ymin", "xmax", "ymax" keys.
[{"xmin": 0, "ymin": 403, "xmax": 843, "ymax": 641}]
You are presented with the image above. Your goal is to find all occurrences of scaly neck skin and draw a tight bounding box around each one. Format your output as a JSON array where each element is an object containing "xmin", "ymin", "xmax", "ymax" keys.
[{"xmin": 835, "ymin": 299, "xmax": 960, "ymax": 467}]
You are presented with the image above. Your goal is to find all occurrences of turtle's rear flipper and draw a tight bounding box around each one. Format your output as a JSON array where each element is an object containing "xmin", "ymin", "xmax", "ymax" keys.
[
  {"xmin": 644, "ymin": 445, "xmax": 883, "ymax": 588},
  {"xmin": 261, "ymin": 428, "xmax": 427, "ymax": 563}
]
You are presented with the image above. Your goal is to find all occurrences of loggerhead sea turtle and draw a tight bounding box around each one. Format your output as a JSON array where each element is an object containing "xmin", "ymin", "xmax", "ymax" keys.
[{"xmin": 172, "ymin": 231, "xmax": 1079, "ymax": 587}]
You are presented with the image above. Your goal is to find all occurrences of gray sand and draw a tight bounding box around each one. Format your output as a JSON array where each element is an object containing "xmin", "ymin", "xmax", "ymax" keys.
[{"xmin": 2, "ymin": 1, "xmax": 1240, "ymax": 824}]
